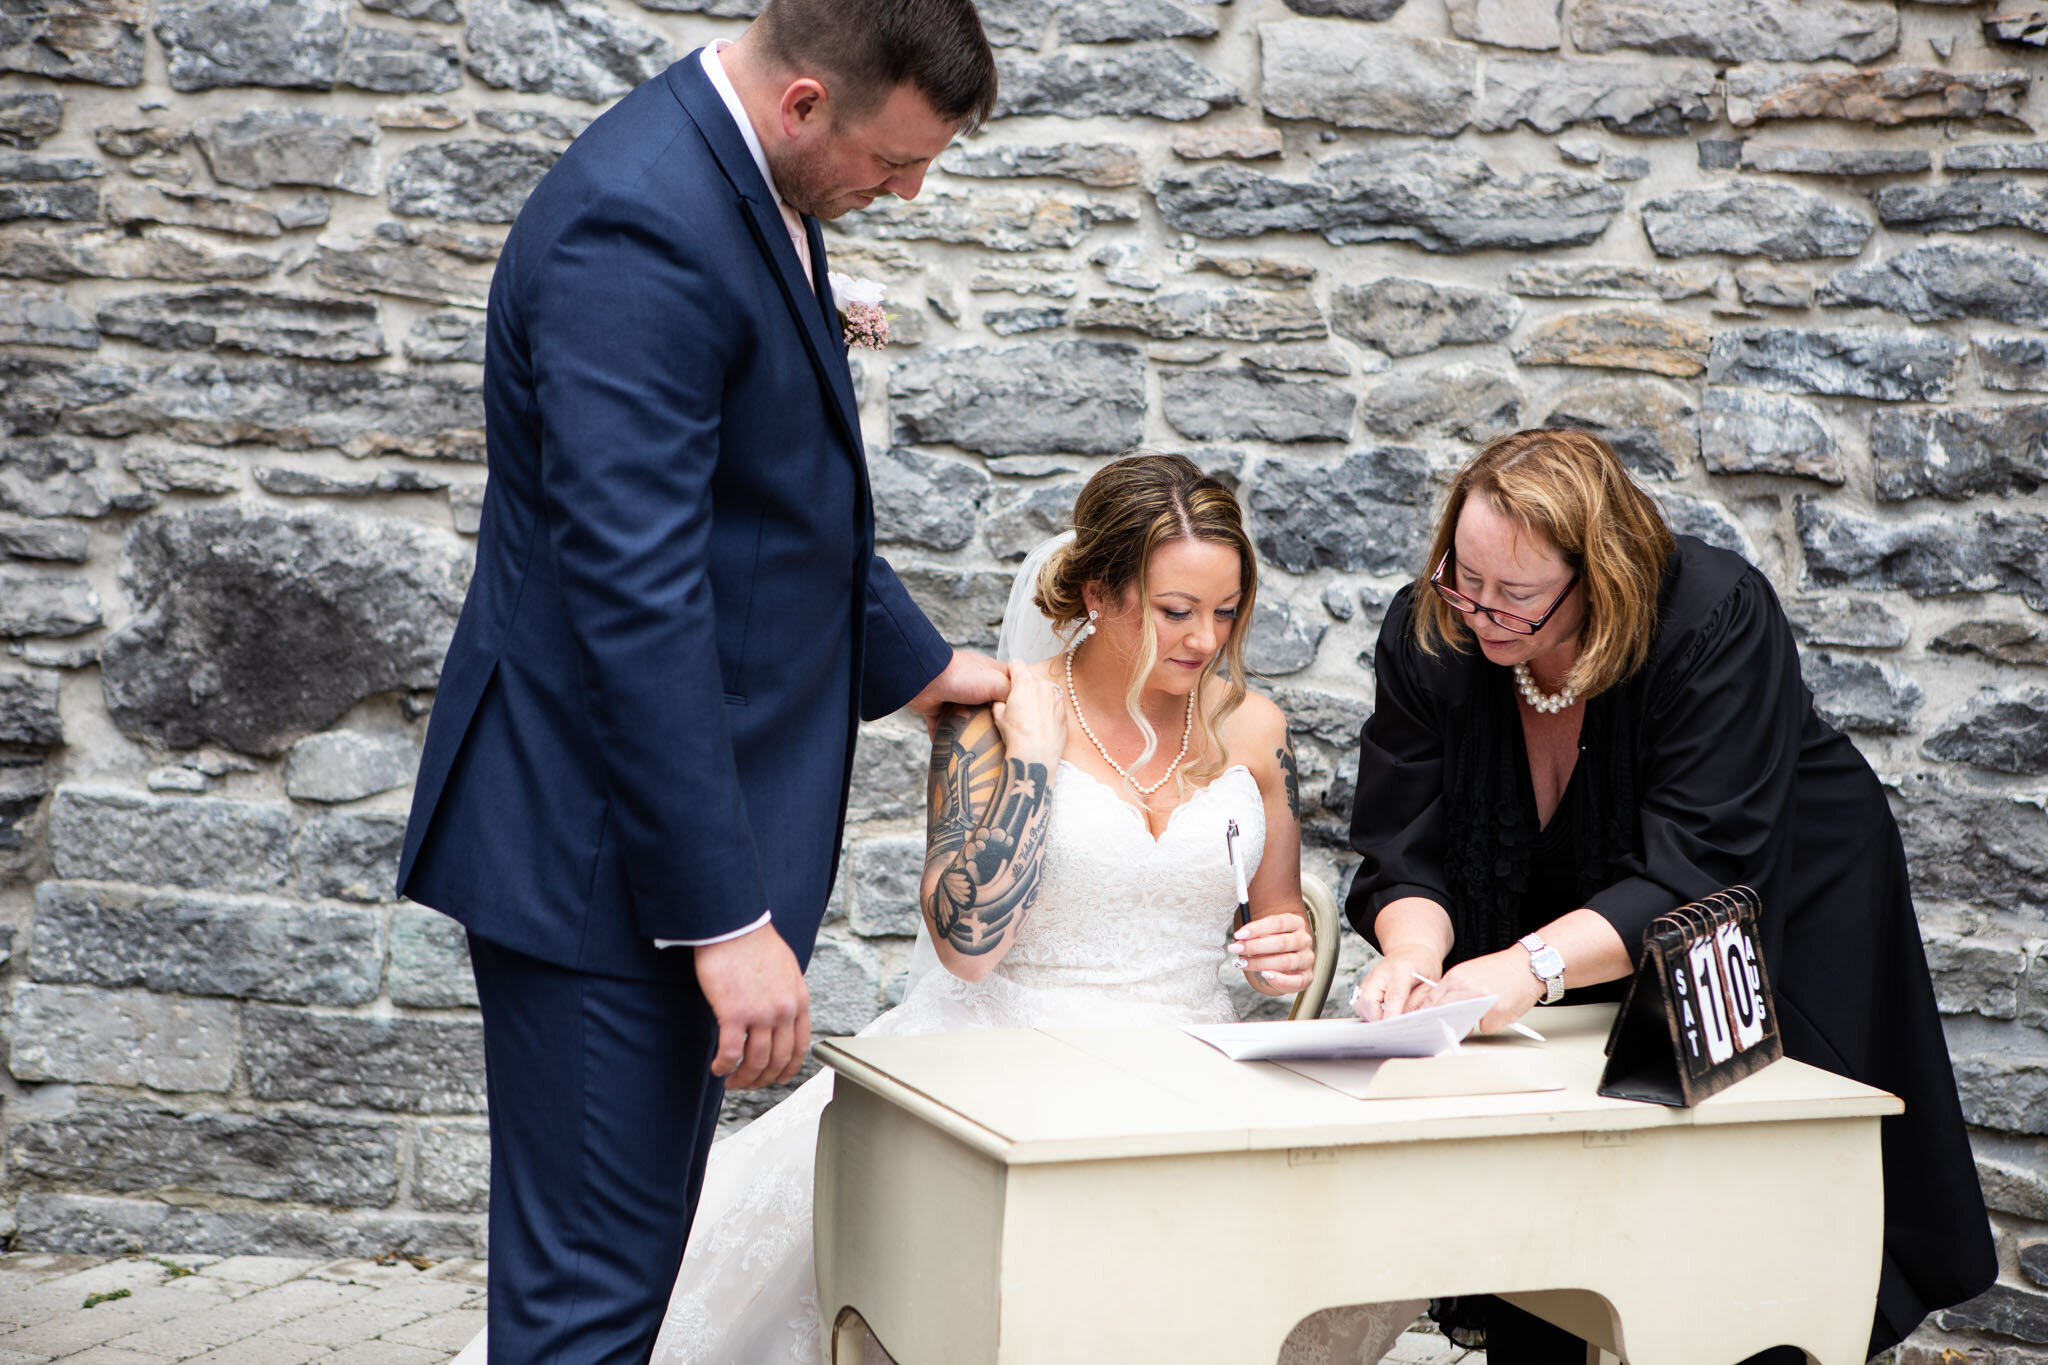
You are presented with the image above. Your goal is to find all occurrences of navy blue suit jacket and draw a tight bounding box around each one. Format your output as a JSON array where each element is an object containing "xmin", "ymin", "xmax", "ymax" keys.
[{"xmin": 398, "ymin": 53, "xmax": 952, "ymax": 980}]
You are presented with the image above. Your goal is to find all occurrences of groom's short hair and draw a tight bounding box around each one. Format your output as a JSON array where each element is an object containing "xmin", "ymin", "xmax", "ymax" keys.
[{"xmin": 755, "ymin": 0, "xmax": 998, "ymax": 130}]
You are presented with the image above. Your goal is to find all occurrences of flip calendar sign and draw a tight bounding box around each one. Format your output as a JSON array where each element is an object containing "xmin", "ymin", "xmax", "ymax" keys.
[{"xmin": 1598, "ymin": 886, "xmax": 1783, "ymax": 1107}]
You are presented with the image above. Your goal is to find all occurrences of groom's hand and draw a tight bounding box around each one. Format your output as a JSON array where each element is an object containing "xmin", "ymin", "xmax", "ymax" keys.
[
  {"xmin": 906, "ymin": 650, "xmax": 1009, "ymax": 734},
  {"xmin": 695, "ymin": 922, "xmax": 811, "ymax": 1090}
]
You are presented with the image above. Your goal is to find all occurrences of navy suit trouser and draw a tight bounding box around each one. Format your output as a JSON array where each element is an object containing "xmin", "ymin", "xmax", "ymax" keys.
[{"xmin": 469, "ymin": 934, "xmax": 724, "ymax": 1365}]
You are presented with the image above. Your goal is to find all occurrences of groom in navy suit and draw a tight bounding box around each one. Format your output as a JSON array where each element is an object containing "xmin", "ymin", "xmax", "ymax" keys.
[{"xmin": 397, "ymin": 1, "xmax": 1002, "ymax": 1356}]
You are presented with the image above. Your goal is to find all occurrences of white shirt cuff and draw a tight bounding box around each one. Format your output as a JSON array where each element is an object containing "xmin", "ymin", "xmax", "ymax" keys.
[{"xmin": 655, "ymin": 910, "xmax": 772, "ymax": 949}]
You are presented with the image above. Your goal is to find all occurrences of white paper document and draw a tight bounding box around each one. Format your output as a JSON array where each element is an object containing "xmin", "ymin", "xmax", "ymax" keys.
[{"xmin": 1181, "ymin": 996, "xmax": 1497, "ymax": 1062}]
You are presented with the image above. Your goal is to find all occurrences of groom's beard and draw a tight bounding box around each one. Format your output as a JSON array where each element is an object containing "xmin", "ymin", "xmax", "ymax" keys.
[{"xmin": 772, "ymin": 142, "xmax": 882, "ymax": 221}]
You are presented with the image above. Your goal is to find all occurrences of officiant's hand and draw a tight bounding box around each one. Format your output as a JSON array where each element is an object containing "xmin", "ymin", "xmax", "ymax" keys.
[
  {"xmin": 990, "ymin": 660, "xmax": 1066, "ymax": 767},
  {"xmin": 1433, "ymin": 951, "xmax": 1546, "ymax": 1035},
  {"xmin": 907, "ymin": 650, "xmax": 1010, "ymax": 735},
  {"xmin": 696, "ymin": 922, "xmax": 811, "ymax": 1090}
]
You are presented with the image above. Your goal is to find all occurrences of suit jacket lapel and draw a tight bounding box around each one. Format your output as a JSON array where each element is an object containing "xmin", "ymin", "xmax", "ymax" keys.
[{"xmin": 666, "ymin": 54, "xmax": 863, "ymax": 457}]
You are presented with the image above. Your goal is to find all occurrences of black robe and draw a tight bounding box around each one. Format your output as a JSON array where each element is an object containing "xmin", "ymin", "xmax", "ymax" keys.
[{"xmin": 1349, "ymin": 535, "xmax": 1994, "ymax": 1354}]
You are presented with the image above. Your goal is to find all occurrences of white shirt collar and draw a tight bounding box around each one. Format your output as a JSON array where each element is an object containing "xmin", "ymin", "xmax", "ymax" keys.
[{"xmin": 701, "ymin": 41, "xmax": 787, "ymax": 209}]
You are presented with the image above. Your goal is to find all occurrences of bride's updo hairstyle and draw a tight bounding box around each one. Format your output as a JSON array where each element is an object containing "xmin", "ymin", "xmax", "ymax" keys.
[{"xmin": 1035, "ymin": 452, "xmax": 1256, "ymax": 789}]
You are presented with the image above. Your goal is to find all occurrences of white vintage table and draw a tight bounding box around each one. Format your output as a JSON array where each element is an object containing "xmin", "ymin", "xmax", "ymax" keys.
[{"xmin": 813, "ymin": 1003, "xmax": 1898, "ymax": 1365}]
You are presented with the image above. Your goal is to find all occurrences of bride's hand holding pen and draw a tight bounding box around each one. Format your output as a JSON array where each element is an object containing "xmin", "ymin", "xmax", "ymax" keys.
[{"xmin": 1230, "ymin": 910, "xmax": 1315, "ymax": 995}]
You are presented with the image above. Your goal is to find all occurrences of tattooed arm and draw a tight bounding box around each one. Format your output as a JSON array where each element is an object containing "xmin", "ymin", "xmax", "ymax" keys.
[
  {"xmin": 919, "ymin": 665, "xmax": 1067, "ymax": 982},
  {"xmin": 1230, "ymin": 693, "xmax": 1315, "ymax": 997}
]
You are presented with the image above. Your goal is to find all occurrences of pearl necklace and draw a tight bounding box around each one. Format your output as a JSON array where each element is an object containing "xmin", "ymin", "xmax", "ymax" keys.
[
  {"xmin": 1512, "ymin": 662, "xmax": 1580, "ymax": 715},
  {"xmin": 1064, "ymin": 644, "xmax": 1195, "ymax": 796}
]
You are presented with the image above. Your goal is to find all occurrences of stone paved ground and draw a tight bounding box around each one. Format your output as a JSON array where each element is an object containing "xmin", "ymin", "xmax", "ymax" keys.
[
  {"xmin": 0, "ymin": 1251, "xmax": 1476, "ymax": 1363},
  {"xmin": 0, "ymin": 1253, "xmax": 484, "ymax": 1363}
]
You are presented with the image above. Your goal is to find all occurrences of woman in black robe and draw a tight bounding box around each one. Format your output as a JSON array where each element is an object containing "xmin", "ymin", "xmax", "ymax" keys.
[{"xmin": 1348, "ymin": 429, "xmax": 1993, "ymax": 1360}]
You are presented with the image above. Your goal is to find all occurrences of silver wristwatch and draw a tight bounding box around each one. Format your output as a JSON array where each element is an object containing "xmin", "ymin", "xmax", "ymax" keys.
[{"xmin": 1518, "ymin": 932, "xmax": 1566, "ymax": 1004}]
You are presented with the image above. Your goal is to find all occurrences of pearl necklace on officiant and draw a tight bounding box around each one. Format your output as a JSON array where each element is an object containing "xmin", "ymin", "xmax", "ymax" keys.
[
  {"xmin": 1512, "ymin": 661, "xmax": 1580, "ymax": 715},
  {"xmin": 1064, "ymin": 610, "xmax": 1195, "ymax": 796}
]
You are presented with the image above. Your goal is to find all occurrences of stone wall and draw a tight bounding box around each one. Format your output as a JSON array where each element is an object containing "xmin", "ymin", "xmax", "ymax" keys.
[{"xmin": 0, "ymin": 0, "xmax": 2045, "ymax": 1350}]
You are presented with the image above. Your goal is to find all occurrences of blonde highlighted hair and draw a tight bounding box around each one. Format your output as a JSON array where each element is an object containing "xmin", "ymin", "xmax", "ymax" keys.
[
  {"xmin": 1414, "ymin": 428, "xmax": 1675, "ymax": 700},
  {"xmin": 1035, "ymin": 453, "xmax": 1255, "ymax": 789}
]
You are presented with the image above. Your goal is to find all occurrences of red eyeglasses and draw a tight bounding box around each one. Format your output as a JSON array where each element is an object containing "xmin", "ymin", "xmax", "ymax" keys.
[{"xmin": 1428, "ymin": 553, "xmax": 1580, "ymax": 636}]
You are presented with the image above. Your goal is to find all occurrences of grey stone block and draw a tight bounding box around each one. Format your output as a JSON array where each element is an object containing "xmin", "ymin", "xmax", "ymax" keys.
[
  {"xmin": 1161, "ymin": 368, "xmax": 1355, "ymax": 443},
  {"xmin": 994, "ymin": 50, "xmax": 1237, "ymax": 122},
  {"xmin": 1798, "ymin": 649, "xmax": 1920, "ymax": 734},
  {"xmin": 1281, "ymin": 0, "xmax": 1405, "ymax": 16},
  {"xmin": 255, "ymin": 466, "xmax": 450, "ymax": 498},
  {"xmin": 1059, "ymin": 0, "xmax": 1216, "ymax": 42},
  {"xmin": 1934, "ymin": 1284, "xmax": 2048, "ymax": 1346},
  {"xmin": 0, "ymin": 666, "xmax": 60, "ymax": 744},
  {"xmin": 1642, "ymin": 184, "xmax": 1872, "ymax": 260},
  {"xmin": 1734, "ymin": 264, "xmax": 1814, "ymax": 309},
  {"xmin": 0, "ymin": 287, "xmax": 95, "ymax": 348},
  {"xmin": 340, "ymin": 25, "xmax": 461, "ymax": 94},
  {"xmin": 389, "ymin": 904, "xmax": 477, "ymax": 1008},
  {"xmin": 1330, "ymin": 277, "xmax": 1518, "ymax": 357},
  {"xmin": 1446, "ymin": 0, "xmax": 1560, "ymax": 50},
  {"xmin": 476, "ymin": 108, "xmax": 592, "ymax": 141},
  {"xmin": 970, "ymin": 0, "xmax": 1053, "ymax": 45},
  {"xmin": 1931, "ymin": 621, "xmax": 2048, "ymax": 668},
  {"xmin": 0, "ymin": 3, "xmax": 145, "ymax": 86},
  {"xmin": 1870, "ymin": 405, "xmax": 2048, "ymax": 502},
  {"xmin": 154, "ymin": 0, "xmax": 346, "ymax": 91},
  {"xmin": 100, "ymin": 507, "xmax": 466, "ymax": 756},
  {"xmin": 29, "ymin": 880, "xmax": 382, "ymax": 1004},
  {"xmin": 407, "ymin": 311, "xmax": 486, "ymax": 364},
  {"xmin": 1244, "ymin": 595, "xmax": 1324, "ymax": 677},
  {"xmin": 244, "ymin": 1004, "xmax": 486, "ymax": 1112},
  {"xmin": 1317, "ymin": 147, "xmax": 1623, "ymax": 253},
  {"xmin": 846, "ymin": 836, "xmax": 925, "ymax": 939},
  {"xmin": 193, "ymin": 109, "xmax": 378, "ymax": 194},
  {"xmin": 845, "ymin": 190, "xmax": 1135, "ymax": 253},
  {"xmin": 939, "ymin": 142, "xmax": 1141, "ymax": 189},
  {"xmin": 1259, "ymin": 22, "xmax": 1475, "ymax": 136},
  {"xmin": 285, "ymin": 730, "xmax": 418, "ymax": 804},
  {"xmin": 313, "ymin": 235, "xmax": 491, "ymax": 309},
  {"xmin": 1359, "ymin": 362, "xmax": 1521, "ymax": 442},
  {"xmin": 387, "ymin": 139, "xmax": 558, "ymax": 224},
  {"xmin": 1948, "ymin": 143, "xmax": 2048, "ymax": 172},
  {"xmin": 0, "ymin": 569, "xmax": 97, "ymax": 636},
  {"xmin": 414, "ymin": 1121, "xmax": 490, "ymax": 1212},
  {"xmin": 1700, "ymin": 387, "xmax": 1840, "ymax": 484},
  {"xmin": 1739, "ymin": 145, "xmax": 1929, "ymax": 176},
  {"xmin": 1980, "ymin": 1154, "xmax": 2048, "ymax": 1221},
  {"xmin": 95, "ymin": 287, "xmax": 385, "ymax": 360},
  {"xmin": 1874, "ymin": 179, "xmax": 2048, "ymax": 237},
  {"xmin": 1474, "ymin": 55, "xmax": 1715, "ymax": 136},
  {"xmin": 895, "ymin": 567, "xmax": 1010, "ymax": 650},
  {"xmin": 10, "ymin": 1096, "xmax": 400, "ymax": 1205},
  {"xmin": 1784, "ymin": 595, "xmax": 1906, "ymax": 650},
  {"xmin": 848, "ymin": 720, "xmax": 927, "ymax": 823},
  {"xmin": 11, "ymin": 1193, "xmax": 480, "ymax": 1260},
  {"xmin": 1249, "ymin": 447, "xmax": 1430, "ymax": 575},
  {"xmin": 0, "ymin": 152, "xmax": 102, "ymax": 182},
  {"xmin": 0, "ymin": 224, "xmax": 277, "ymax": 286},
  {"xmin": 1920, "ymin": 911, "xmax": 2024, "ymax": 1021},
  {"xmin": 1889, "ymin": 773, "xmax": 2048, "ymax": 911},
  {"xmin": 1540, "ymin": 376, "xmax": 1699, "ymax": 480},
  {"xmin": 890, "ymin": 340, "xmax": 1143, "ymax": 456},
  {"xmin": 1654, "ymin": 490, "xmax": 1750, "ymax": 558},
  {"xmin": 1707, "ymin": 327, "xmax": 1962, "ymax": 402},
  {"xmin": 0, "ymin": 181, "xmax": 94, "ymax": 222},
  {"xmin": 1076, "ymin": 289, "xmax": 1326, "ymax": 344},
  {"xmin": 870, "ymin": 446, "xmax": 990, "ymax": 553},
  {"xmin": 1821, "ymin": 243, "xmax": 2048, "ymax": 325},
  {"xmin": 9, "ymin": 983, "xmax": 235, "ymax": 1092},
  {"xmin": 1797, "ymin": 497, "xmax": 2048, "ymax": 608},
  {"xmin": 1268, "ymin": 687, "xmax": 1371, "ymax": 750},
  {"xmin": 1979, "ymin": 336, "xmax": 2048, "ymax": 394},
  {"xmin": 807, "ymin": 937, "xmax": 884, "ymax": 1037},
  {"xmin": 463, "ymin": 0, "xmax": 673, "ymax": 104},
  {"xmin": 294, "ymin": 809, "xmax": 407, "ymax": 903},
  {"xmin": 50, "ymin": 787, "xmax": 290, "ymax": 892},
  {"xmin": 364, "ymin": 0, "xmax": 461, "ymax": 20},
  {"xmin": 1570, "ymin": 0, "xmax": 1898, "ymax": 63},
  {"xmin": 984, "ymin": 306, "xmax": 1065, "ymax": 336},
  {"xmin": 983, "ymin": 481, "xmax": 1083, "ymax": 563},
  {"xmin": 1924, "ymin": 687, "xmax": 2048, "ymax": 776},
  {"xmin": 103, "ymin": 182, "xmax": 282, "ymax": 237}
]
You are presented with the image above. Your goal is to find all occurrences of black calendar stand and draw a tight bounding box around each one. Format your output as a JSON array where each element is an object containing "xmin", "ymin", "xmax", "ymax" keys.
[{"xmin": 1598, "ymin": 886, "xmax": 1783, "ymax": 1107}]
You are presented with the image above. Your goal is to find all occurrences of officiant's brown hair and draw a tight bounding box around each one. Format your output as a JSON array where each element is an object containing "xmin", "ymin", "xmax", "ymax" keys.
[
  {"xmin": 1414, "ymin": 428, "xmax": 1676, "ymax": 700},
  {"xmin": 756, "ymin": 0, "xmax": 999, "ymax": 130},
  {"xmin": 1036, "ymin": 453, "xmax": 1256, "ymax": 790}
]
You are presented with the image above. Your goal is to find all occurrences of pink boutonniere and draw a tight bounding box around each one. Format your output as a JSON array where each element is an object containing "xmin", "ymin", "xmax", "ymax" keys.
[{"xmin": 830, "ymin": 271, "xmax": 889, "ymax": 350}]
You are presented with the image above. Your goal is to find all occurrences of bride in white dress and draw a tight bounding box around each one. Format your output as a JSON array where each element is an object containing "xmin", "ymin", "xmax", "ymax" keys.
[{"xmin": 454, "ymin": 454, "xmax": 1420, "ymax": 1364}]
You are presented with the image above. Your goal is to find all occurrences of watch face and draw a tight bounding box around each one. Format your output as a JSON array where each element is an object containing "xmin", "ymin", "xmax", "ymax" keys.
[{"xmin": 1530, "ymin": 946, "xmax": 1565, "ymax": 979}]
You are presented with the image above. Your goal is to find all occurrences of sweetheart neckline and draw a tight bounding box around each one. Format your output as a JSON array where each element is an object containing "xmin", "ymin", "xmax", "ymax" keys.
[{"xmin": 1054, "ymin": 760, "xmax": 1255, "ymax": 846}]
